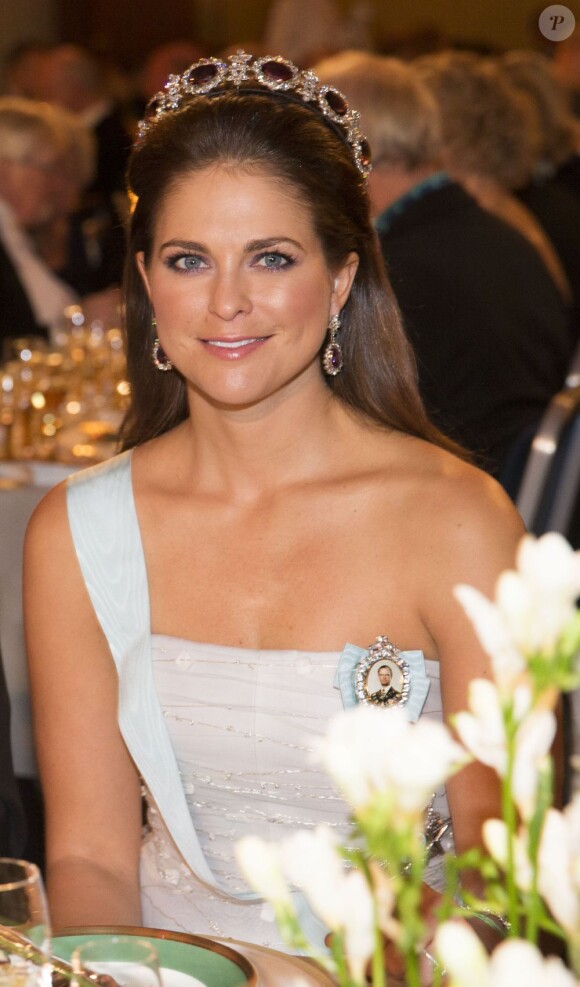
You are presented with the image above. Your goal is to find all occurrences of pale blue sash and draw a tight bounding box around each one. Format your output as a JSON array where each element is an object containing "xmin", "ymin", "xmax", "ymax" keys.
[{"xmin": 66, "ymin": 451, "xmax": 256, "ymax": 899}]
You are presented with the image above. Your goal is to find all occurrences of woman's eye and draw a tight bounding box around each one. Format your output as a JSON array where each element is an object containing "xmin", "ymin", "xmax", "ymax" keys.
[
  {"xmin": 255, "ymin": 251, "xmax": 294, "ymax": 270},
  {"xmin": 168, "ymin": 254, "xmax": 206, "ymax": 271}
]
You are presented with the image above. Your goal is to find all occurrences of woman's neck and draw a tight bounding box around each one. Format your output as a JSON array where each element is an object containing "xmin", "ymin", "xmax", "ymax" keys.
[{"xmin": 169, "ymin": 373, "xmax": 365, "ymax": 501}]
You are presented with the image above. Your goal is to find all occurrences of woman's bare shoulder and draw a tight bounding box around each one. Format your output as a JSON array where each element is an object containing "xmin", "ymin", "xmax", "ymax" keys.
[
  {"xmin": 389, "ymin": 436, "xmax": 525, "ymax": 596},
  {"xmin": 390, "ymin": 435, "xmax": 521, "ymax": 523},
  {"xmin": 25, "ymin": 479, "xmax": 70, "ymax": 551}
]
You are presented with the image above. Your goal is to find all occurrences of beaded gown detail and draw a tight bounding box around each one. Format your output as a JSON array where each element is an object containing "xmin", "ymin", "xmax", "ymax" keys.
[
  {"xmin": 66, "ymin": 451, "xmax": 450, "ymax": 951},
  {"xmin": 141, "ymin": 637, "xmax": 448, "ymax": 949}
]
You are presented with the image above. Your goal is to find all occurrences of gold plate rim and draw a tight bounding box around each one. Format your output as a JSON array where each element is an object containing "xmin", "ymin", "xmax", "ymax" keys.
[{"xmin": 56, "ymin": 925, "xmax": 258, "ymax": 987}]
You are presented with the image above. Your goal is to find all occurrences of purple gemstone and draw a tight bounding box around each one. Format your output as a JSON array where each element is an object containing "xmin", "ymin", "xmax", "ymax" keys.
[
  {"xmin": 330, "ymin": 345, "xmax": 343, "ymax": 370},
  {"xmin": 190, "ymin": 63, "xmax": 220, "ymax": 86},
  {"xmin": 359, "ymin": 139, "xmax": 372, "ymax": 167},
  {"xmin": 324, "ymin": 89, "xmax": 348, "ymax": 116},
  {"xmin": 261, "ymin": 59, "xmax": 295, "ymax": 83}
]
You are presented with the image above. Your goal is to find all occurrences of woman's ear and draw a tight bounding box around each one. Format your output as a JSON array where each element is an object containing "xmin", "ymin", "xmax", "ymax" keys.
[{"xmin": 331, "ymin": 251, "xmax": 359, "ymax": 314}]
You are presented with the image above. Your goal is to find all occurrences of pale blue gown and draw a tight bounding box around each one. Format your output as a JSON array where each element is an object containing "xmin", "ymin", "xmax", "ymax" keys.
[{"xmin": 66, "ymin": 451, "xmax": 450, "ymax": 951}]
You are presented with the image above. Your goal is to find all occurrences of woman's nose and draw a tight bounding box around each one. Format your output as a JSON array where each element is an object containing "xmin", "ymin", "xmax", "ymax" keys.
[{"xmin": 208, "ymin": 271, "xmax": 252, "ymax": 321}]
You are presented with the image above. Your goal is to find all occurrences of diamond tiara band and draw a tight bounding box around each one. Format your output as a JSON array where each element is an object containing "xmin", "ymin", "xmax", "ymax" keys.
[{"xmin": 137, "ymin": 50, "xmax": 372, "ymax": 178}]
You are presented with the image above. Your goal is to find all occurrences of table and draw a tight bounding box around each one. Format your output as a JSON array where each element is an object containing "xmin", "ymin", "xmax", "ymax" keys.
[{"xmin": 0, "ymin": 461, "xmax": 76, "ymax": 777}]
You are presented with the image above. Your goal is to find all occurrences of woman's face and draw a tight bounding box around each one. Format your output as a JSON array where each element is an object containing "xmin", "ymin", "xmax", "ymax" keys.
[
  {"xmin": 0, "ymin": 144, "xmax": 61, "ymax": 228},
  {"xmin": 137, "ymin": 164, "xmax": 358, "ymax": 410}
]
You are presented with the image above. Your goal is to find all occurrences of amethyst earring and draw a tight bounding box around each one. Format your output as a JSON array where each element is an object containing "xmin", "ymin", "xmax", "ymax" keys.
[
  {"xmin": 322, "ymin": 314, "xmax": 343, "ymax": 376},
  {"xmin": 151, "ymin": 318, "xmax": 173, "ymax": 371}
]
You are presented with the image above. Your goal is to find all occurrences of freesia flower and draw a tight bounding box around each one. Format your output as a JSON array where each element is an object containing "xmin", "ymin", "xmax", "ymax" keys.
[
  {"xmin": 434, "ymin": 921, "xmax": 489, "ymax": 987},
  {"xmin": 484, "ymin": 800, "xmax": 580, "ymax": 939},
  {"xmin": 281, "ymin": 826, "xmax": 380, "ymax": 982},
  {"xmin": 482, "ymin": 818, "xmax": 533, "ymax": 891},
  {"xmin": 513, "ymin": 534, "xmax": 580, "ymax": 655},
  {"xmin": 454, "ymin": 678, "xmax": 556, "ymax": 819},
  {"xmin": 280, "ymin": 827, "xmax": 350, "ymax": 931},
  {"xmin": 235, "ymin": 835, "xmax": 292, "ymax": 906},
  {"xmin": 511, "ymin": 716, "xmax": 555, "ymax": 820},
  {"xmin": 454, "ymin": 679, "xmax": 511, "ymax": 775},
  {"xmin": 314, "ymin": 704, "xmax": 466, "ymax": 817},
  {"xmin": 538, "ymin": 803, "xmax": 580, "ymax": 935},
  {"xmin": 455, "ymin": 534, "xmax": 580, "ymax": 690},
  {"xmin": 454, "ymin": 583, "xmax": 527, "ymax": 692},
  {"xmin": 435, "ymin": 921, "xmax": 578, "ymax": 987}
]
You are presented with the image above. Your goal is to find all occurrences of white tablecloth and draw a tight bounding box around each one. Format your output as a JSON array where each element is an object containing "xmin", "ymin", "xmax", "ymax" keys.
[{"xmin": 0, "ymin": 461, "xmax": 76, "ymax": 776}]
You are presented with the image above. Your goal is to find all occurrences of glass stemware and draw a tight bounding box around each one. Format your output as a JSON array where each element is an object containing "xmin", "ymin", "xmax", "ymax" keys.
[
  {"xmin": 0, "ymin": 858, "xmax": 51, "ymax": 987},
  {"xmin": 72, "ymin": 936, "xmax": 162, "ymax": 987}
]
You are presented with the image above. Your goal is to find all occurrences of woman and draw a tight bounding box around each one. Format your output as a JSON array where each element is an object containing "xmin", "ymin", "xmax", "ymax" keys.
[
  {"xmin": 0, "ymin": 97, "xmax": 77, "ymax": 345},
  {"xmin": 24, "ymin": 52, "xmax": 523, "ymax": 963}
]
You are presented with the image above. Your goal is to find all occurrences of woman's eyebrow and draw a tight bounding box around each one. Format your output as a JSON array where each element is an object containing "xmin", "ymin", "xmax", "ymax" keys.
[
  {"xmin": 158, "ymin": 236, "xmax": 305, "ymax": 253},
  {"xmin": 244, "ymin": 237, "xmax": 304, "ymax": 252},
  {"xmin": 159, "ymin": 238, "xmax": 207, "ymax": 252}
]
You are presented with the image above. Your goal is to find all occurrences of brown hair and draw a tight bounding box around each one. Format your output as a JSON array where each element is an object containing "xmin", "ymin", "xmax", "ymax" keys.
[{"xmin": 121, "ymin": 85, "xmax": 463, "ymax": 456}]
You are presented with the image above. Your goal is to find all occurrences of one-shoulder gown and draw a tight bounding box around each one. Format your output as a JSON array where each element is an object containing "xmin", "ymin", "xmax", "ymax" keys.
[{"xmin": 66, "ymin": 451, "xmax": 450, "ymax": 951}]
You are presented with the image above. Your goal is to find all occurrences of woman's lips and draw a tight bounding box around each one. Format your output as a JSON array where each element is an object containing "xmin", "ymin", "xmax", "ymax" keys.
[{"xmin": 200, "ymin": 336, "xmax": 269, "ymax": 359}]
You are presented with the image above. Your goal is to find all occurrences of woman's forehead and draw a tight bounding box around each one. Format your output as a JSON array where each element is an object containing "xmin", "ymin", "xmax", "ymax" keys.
[{"xmin": 153, "ymin": 163, "xmax": 317, "ymax": 239}]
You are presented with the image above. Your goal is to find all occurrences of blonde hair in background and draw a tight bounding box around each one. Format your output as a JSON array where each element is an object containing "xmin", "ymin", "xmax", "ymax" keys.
[
  {"xmin": 0, "ymin": 96, "xmax": 64, "ymax": 166},
  {"xmin": 314, "ymin": 50, "xmax": 441, "ymax": 171},
  {"xmin": 500, "ymin": 50, "xmax": 580, "ymax": 169},
  {"xmin": 415, "ymin": 50, "xmax": 540, "ymax": 190}
]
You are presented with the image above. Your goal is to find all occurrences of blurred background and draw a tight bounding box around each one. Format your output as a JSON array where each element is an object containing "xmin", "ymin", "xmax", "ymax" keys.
[{"xmin": 2, "ymin": 0, "xmax": 580, "ymax": 81}]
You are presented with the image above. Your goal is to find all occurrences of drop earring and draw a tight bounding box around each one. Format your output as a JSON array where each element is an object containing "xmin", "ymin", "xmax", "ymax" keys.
[
  {"xmin": 322, "ymin": 314, "xmax": 343, "ymax": 376},
  {"xmin": 151, "ymin": 318, "xmax": 173, "ymax": 371}
]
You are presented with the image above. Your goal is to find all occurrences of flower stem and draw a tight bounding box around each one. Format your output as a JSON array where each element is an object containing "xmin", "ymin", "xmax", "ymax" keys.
[
  {"xmin": 398, "ymin": 856, "xmax": 424, "ymax": 987},
  {"xmin": 569, "ymin": 935, "xmax": 580, "ymax": 978},
  {"xmin": 501, "ymin": 706, "xmax": 519, "ymax": 935},
  {"xmin": 371, "ymin": 906, "xmax": 387, "ymax": 987}
]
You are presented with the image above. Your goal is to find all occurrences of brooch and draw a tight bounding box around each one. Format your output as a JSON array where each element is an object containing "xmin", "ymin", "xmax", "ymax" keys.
[{"xmin": 334, "ymin": 635, "xmax": 431, "ymax": 722}]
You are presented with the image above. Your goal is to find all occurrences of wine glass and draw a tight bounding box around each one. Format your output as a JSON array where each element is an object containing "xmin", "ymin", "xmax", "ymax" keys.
[
  {"xmin": 0, "ymin": 858, "xmax": 51, "ymax": 987},
  {"xmin": 72, "ymin": 936, "xmax": 162, "ymax": 987}
]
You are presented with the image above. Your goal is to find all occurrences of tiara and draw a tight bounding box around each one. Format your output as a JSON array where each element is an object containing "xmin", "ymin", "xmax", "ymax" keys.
[{"xmin": 137, "ymin": 50, "xmax": 372, "ymax": 178}]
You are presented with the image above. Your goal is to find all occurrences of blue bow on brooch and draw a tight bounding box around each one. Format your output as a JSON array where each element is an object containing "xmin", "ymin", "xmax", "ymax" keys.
[{"xmin": 334, "ymin": 638, "xmax": 431, "ymax": 722}]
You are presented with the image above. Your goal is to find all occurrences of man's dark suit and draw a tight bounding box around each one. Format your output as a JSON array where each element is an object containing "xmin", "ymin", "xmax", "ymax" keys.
[
  {"xmin": 0, "ymin": 238, "xmax": 48, "ymax": 347},
  {"xmin": 377, "ymin": 180, "xmax": 572, "ymax": 478},
  {"xmin": 369, "ymin": 686, "xmax": 401, "ymax": 705}
]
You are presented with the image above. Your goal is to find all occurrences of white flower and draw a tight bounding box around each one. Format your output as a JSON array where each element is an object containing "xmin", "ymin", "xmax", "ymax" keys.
[
  {"xmin": 456, "ymin": 535, "xmax": 580, "ymax": 680},
  {"xmin": 454, "ymin": 679, "xmax": 510, "ymax": 775},
  {"xmin": 368, "ymin": 861, "xmax": 398, "ymax": 939},
  {"xmin": 339, "ymin": 871, "xmax": 376, "ymax": 983},
  {"xmin": 434, "ymin": 921, "xmax": 489, "ymax": 987},
  {"xmin": 482, "ymin": 818, "xmax": 533, "ymax": 891},
  {"xmin": 281, "ymin": 826, "xmax": 379, "ymax": 982},
  {"xmin": 235, "ymin": 835, "xmax": 292, "ymax": 906},
  {"xmin": 511, "ymin": 713, "xmax": 555, "ymax": 820},
  {"xmin": 489, "ymin": 939, "xmax": 577, "ymax": 987},
  {"xmin": 454, "ymin": 584, "xmax": 526, "ymax": 692},
  {"xmin": 538, "ymin": 805, "xmax": 580, "ymax": 934},
  {"xmin": 435, "ymin": 922, "xmax": 578, "ymax": 987},
  {"xmin": 280, "ymin": 827, "xmax": 347, "ymax": 931},
  {"xmin": 454, "ymin": 678, "xmax": 556, "ymax": 819},
  {"xmin": 517, "ymin": 533, "xmax": 580, "ymax": 617},
  {"xmin": 314, "ymin": 704, "xmax": 466, "ymax": 816}
]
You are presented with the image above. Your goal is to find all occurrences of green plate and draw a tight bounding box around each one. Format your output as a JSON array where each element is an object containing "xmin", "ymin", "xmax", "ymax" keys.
[{"xmin": 53, "ymin": 926, "xmax": 256, "ymax": 987}]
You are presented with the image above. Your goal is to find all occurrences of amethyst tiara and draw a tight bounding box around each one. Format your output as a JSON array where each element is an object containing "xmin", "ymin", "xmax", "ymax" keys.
[{"xmin": 137, "ymin": 50, "xmax": 372, "ymax": 178}]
